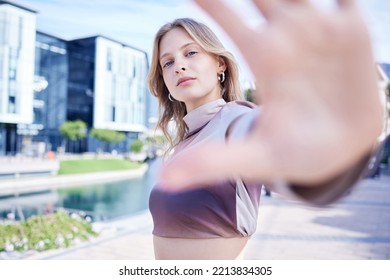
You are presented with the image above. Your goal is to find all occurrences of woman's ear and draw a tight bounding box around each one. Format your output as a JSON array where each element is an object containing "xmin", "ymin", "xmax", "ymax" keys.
[{"xmin": 218, "ymin": 56, "xmax": 227, "ymax": 72}]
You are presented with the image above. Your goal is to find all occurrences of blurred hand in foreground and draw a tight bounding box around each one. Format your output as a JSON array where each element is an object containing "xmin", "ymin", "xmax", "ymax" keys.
[{"xmin": 159, "ymin": 0, "xmax": 384, "ymax": 190}]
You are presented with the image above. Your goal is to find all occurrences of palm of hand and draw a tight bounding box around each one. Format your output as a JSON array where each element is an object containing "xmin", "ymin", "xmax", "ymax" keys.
[
  {"xmin": 245, "ymin": 3, "xmax": 381, "ymax": 183},
  {"xmin": 159, "ymin": 0, "xmax": 383, "ymax": 189}
]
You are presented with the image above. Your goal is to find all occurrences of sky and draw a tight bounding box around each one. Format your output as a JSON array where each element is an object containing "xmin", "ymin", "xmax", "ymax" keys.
[{"xmin": 11, "ymin": 0, "xmax": 390, "ymax": 82}]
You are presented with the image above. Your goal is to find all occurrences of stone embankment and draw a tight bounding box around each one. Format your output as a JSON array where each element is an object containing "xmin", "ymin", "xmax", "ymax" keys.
[
  {"xmin": 0, "ymin": 162, "xmax": 148, "ymax": 197},
  {"xmin": 0, "ymin": 157, "xmax": 60, "ymax": 178}
]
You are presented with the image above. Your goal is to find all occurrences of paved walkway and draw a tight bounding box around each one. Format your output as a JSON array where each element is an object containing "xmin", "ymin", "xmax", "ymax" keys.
[
  {"xmin": 246, "ymin": 175, "xmax": 390, "ymax": 260},
  {"xmin": 23, "ymin": 174, "xmax": 390, "ymax": 260}
]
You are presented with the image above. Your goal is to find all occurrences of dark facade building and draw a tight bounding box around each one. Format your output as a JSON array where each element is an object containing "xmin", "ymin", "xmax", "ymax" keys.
[
  {"xmin": 66, "ymin": 35, "xmax": 149, "ymax": 153},
  {"xmin": 30, "ymin": 31, "xmax": 68, "ymax": 154}
]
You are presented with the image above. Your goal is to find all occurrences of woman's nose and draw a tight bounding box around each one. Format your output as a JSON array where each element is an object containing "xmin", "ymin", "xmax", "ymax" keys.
[
  {"xmin": 175, "ymin": 58, "xmax": 186, "ymax": 73},
  {"xmin": 175, "ymin": 66, "xmax": 186, "ymax": 74}
]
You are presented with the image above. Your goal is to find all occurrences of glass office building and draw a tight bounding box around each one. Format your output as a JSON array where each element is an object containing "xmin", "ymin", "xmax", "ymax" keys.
[
  {"xmin": 67, "ymin": 36, "xmax": 149, "ymax": 153},
  {"xmin": 32, "ymin": 31, "xmax": 68, "ymax": 153}
]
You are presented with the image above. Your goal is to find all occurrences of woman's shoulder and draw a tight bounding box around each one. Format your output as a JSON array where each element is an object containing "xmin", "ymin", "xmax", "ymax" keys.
[
  {"xmin": 208, "ymin": 100, "xmax": 258, "ymax": 129},
  {"xmin": 227, "ymin": 100, "xmax": 257, "ymax": 108},
  {"xmin": 220, "ymin": 101, "xmax": 260, "ymax": 140},
  {"xmin": 221, "ymin": 100, "xmax": 258, "ymax": 115}
]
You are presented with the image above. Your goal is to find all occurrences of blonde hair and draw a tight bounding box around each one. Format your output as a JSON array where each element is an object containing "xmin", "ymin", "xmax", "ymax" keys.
[{"xmin": 148, "ymin": 18, "xmax": 243, "ymax": 151}]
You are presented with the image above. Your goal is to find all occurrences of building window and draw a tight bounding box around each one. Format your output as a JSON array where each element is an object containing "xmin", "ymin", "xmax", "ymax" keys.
[
  {"xmin": 33, "ymin": 108, "xmax": 44, "ymax": 124},
  {"xmin": 112, "ymin": 106, "xmax": 116, "ymax": 122},
  {"xmin": 9, "ymin": 48, "xmax": 19, "ymax": 80},
  {"xmin": 8, "ymin": 96, "xmax": 16, "ymax": 114},
  {"xmin": 107, "ymin": 48, "xmax": 112, "ymax": 71},
  {"xmin": 132, "ymin": 63, "xmax": 136, "ymax": 78}
]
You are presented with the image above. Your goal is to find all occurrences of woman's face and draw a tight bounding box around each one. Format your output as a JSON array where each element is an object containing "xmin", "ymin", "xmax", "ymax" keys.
[{"xmin": 159, "ymin": 27, "xmax": 226, "ymax": 112}]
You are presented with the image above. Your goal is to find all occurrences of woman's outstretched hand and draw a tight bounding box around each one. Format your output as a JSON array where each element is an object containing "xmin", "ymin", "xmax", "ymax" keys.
[{"xmin": 159, "ymin": 0, "xmax": 384, "ymax": 190}]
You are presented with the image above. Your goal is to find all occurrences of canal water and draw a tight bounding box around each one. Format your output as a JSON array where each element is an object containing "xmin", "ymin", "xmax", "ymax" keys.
[{"xmin": 0, "ymin": 158, "xmax": 162, "ymax": 222}]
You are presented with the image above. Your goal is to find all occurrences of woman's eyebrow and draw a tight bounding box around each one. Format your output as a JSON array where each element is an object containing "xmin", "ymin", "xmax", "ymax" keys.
[{"xmin": 160, "ymin": 42, "xmax": 198, "ymax": 61}]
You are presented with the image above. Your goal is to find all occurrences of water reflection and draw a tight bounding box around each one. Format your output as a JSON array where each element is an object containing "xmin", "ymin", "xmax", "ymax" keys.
[
  {"xmin": 0, "ymin": 192, "xmax": 59, "ymax": 221},
  {"xmin": 0, "ymin": 158, "xmax": 162, "ymax": 221}
]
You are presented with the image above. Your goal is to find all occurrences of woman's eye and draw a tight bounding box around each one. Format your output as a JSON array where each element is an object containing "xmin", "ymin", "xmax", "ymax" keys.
[
  {"xmin": 186, "ymin": 51, "xmax": 197, "ymax": 57},
  {"xmin": 163, "ymin": 60, "xmax": 173, "ymax": 68}
]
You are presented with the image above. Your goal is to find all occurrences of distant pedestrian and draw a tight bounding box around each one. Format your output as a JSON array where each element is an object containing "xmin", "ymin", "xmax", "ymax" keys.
[{"xmin": 46, "ymin": 151, "xmax": 55, "ymax": 160}]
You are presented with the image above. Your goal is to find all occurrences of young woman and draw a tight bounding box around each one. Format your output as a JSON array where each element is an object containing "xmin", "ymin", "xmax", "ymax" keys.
[{"xmin": 148, "ymin": 0, "xmax": 384, "ymax": 259}]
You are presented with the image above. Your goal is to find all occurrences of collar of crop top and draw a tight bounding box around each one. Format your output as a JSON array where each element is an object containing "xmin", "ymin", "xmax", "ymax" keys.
[{"xmin": 183, "ymin": 98, "xmax": 226, "ymax": 136}]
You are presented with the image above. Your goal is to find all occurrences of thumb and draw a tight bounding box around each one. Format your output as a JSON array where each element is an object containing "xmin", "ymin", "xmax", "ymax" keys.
[{"xmin": 157, "ymin": 140, "xmax": 262, "ymax": 191}]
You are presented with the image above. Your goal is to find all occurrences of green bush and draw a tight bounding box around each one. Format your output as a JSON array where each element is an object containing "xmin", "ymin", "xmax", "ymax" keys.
[
  {"xmin": 130, "ymin": 139, "xmax": 144, "ymax": 153},
  {"xmin": 0, "ymin": 211, "xmax": 98, "ymax": 253}
]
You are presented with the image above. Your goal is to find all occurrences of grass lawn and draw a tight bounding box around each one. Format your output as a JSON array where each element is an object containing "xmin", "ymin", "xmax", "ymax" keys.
[{"xmin": 58, "ymin": 159, "xmax": 143, "ymax": 175}]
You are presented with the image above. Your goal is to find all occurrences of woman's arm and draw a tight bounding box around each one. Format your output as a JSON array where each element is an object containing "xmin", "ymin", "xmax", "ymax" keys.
[
  {"xmin": 158, "ymin": 0, "xmax": 384, "ymax": 196},
  {"xmin": 227, "ymin": 106, "xmax": 383, "ymax": 206}
]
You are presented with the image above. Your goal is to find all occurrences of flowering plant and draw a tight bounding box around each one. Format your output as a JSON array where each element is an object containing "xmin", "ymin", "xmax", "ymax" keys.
[{"xmin": 0, "ymin": 211, "xmax": 98, "ymax": 254}]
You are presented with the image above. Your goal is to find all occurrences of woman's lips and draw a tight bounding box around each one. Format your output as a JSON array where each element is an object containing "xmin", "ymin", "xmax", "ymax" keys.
[{"xmin": 177, "ymin": 77, "xmax": 195, "ymax": 86}]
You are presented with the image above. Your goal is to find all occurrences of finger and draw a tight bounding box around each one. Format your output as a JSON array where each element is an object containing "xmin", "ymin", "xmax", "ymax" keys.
[
  {"xmin": 194, "ymin": 0, "xmax": 259, "ymax": 61},
  {"xmin": 285, "ymin": 0, "xmax": 310, "ymax": 3},
  {"xmin": 252, "ymin": 0, "xmax": 311, "ymax": 18},
  {"xmin": 194, "ymin": 0, "xmax": 254, "ymax": 38},
  {"xmin": 158, "ymin": 142, "xmax": 241, "ymax": 191},
  {"xmin": 251, "ymin": 0, "xmax": 278, "ymax": 20},
  {"xmin": 336, "ymin": 0, "xmax": 356, "ymax": 8},
  {"xmin": 158, "ymin": 140, "xmax": 272, "ymax": 191}
]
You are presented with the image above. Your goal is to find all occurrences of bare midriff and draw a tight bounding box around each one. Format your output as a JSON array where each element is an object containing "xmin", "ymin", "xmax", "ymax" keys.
[{"xmin": 153, "ymin": 235, "xmax": 250, "ymax": 260}]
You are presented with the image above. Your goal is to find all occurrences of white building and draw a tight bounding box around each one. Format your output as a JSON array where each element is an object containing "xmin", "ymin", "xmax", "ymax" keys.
[{"xmin": 0, "ymin": 1, "xmax": 36, "ymax": 155}]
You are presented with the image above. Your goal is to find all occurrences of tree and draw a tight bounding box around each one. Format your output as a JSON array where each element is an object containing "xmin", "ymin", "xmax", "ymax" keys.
[
  {"xmin": 59, "ymin": 120, "xmax": 87, "ymax": 152},
  {"xmin": 130, "ymin": 139, "xmax": 143, "ymax": 153},
  {"xmin": 244, "ymin": 88, "xmax": 255, "ymax": 102},
  {"xmin": 90, "ymin": 128, "xmax": 125, "ymax": 152},
  {"xmin": 145, "ymin": 135, "xmax": 167, "ymax": 146}
]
